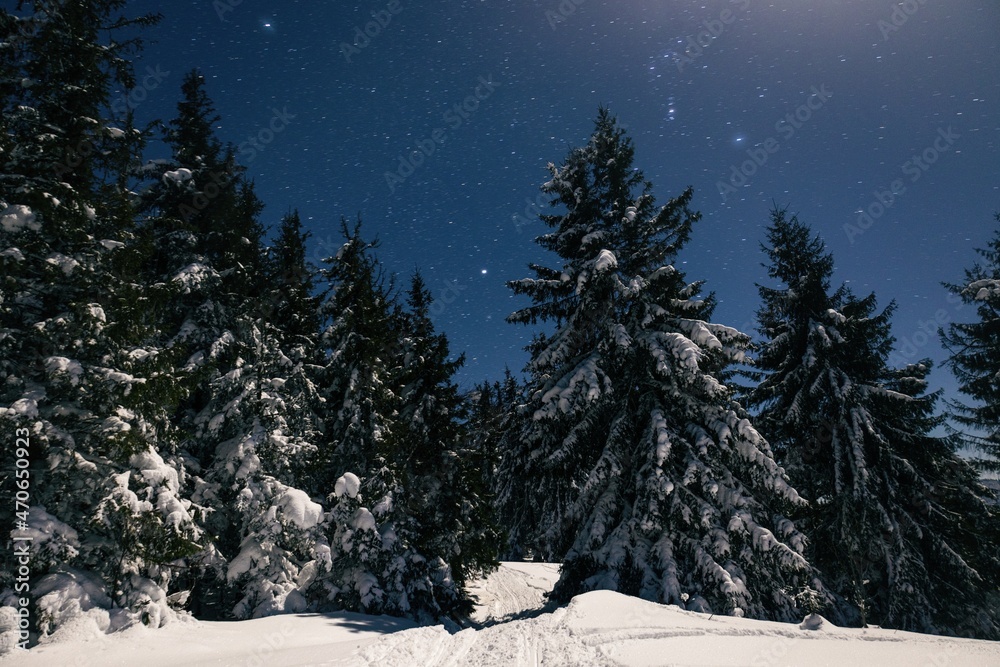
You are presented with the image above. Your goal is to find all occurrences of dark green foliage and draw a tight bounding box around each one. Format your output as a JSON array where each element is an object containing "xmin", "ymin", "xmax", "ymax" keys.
[
  {"xmin": 941, "ymin": 213, "xmax": 1000, "ymax": 472},
  {"xmin": 386, "ymin": 272, "xmax": 500, "ymax": 612},
  {"xmin": 500, "ymin": 110, "xmax": 822, "ymax": 621},
  {"xmin": 311, "ymin": 225, "xmax": 498, "ymax": 619},
  {"xmin": 0, "ymin": 0, "xmax": 204, "ymax": 635},
  {"xmin": 748, "ymin": 207, "xmax": 1000, "ymax": 638}
]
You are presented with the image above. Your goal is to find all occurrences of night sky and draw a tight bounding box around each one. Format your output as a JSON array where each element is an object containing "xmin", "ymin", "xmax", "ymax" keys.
[{"xmin": 126, "ymin": 0, "xmax": 999, "ymax": 395}]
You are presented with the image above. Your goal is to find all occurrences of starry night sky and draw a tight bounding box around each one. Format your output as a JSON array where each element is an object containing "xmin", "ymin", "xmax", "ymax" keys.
[{"xmin": 126, "ymin": 0, "xmax": 999, "ymax": 394}]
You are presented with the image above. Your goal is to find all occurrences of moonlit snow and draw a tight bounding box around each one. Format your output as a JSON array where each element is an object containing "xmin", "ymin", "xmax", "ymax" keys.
[{"xmin": 5, "ymin": 563, "xmax": 998, "ymax": 666}]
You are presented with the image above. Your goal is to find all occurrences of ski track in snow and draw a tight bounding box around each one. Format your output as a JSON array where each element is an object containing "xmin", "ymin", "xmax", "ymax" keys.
[{"xmin": 358, "ymin": 607, "xmax": 614, "ymax": 667}]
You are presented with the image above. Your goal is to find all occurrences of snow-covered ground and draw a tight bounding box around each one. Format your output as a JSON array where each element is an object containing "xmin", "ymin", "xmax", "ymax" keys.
[{"xmin": 6, "ymin": 563, "xmax": 1000, "ymax": 666}]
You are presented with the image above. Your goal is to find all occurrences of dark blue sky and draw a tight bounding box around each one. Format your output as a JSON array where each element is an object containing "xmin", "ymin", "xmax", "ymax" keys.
[{"xmin": 127, "ymin": 0, "xmax": 999, "ymax": 394}]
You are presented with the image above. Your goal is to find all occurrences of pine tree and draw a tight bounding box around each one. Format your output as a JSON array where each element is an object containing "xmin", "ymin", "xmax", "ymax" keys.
[
  {"xmin": 189, "ymin": 317, "xmax": 326, "ymax": 619},
  {"xmin": 748, "ymin": 207, "xmax": 1000, "ymax": 638},
  {"xmin": 265, "ymin": 210, "xmax": 319, "ymax": 342},
  {"xmin": 133, "ymin": 70, "xmax": 306, "ymax": 621},
  {"xmin": 467, "ymin": 368, "xmax": 520, "ymax": 547},
  {"xmin": 941, "ymin": 213, "xmax": 1000, "ymax": 472},
  {"xmin": 310, "ymin": 226, "xmax": 498, "ymax": 620},
  {"xmin": 0, "ymin": 1, "xmax": 203, "ymax": 638},
  {"xmin": 501, "ymin": 110, "xmax": 822, "ymax": 620},
  {"xmin": 314, "ymin": 219, "xmax": 396, "ymax": 485},
  {"xmin": 309, "ymin": 220, "xmax": 402, "ymax": 614},
  {"xmin": 189, "ymin": 209, "xmax": 326, "ymax": 620},
  {"xmin": 383, "ymin": 272, "xmax": 499, "ymax": 616}
]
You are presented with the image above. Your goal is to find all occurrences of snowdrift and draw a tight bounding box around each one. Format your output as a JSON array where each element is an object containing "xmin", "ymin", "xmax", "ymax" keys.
[{"xmin": 6, "ymin": 563, "xmax": 999, "ymax": 666}]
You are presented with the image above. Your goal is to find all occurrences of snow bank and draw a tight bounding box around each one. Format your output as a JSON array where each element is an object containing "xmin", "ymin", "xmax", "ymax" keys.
[{"xmin": 6, "ymin": 564, "xmax": 1000, "ymax": 666}]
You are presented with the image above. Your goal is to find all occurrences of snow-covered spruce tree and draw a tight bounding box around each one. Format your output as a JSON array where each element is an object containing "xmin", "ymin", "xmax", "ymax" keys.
[
  {"xmin": 265, "ymin": 210, "xmax": 320, "ymax": 343},
  {"xmin": 314, "ymin": 220, "xmax": 396, "ymax": 486},
  {"xmin": 136, "ymin": 70, "xmax": 315, "ymax": 621},
  {"xmin": 188, "ymin": 316, "xmax": 326, "ymax": 620},
  {"xmin": 259, "ymin": 209, "xmax": 324, "ymax": 488},
  {"xmin": 0, "ymin": 1, "xmax": 204, "ymax": 639},
  {"xmin": 310, "ymin": 220, "xmax": 403, "ymax": 615},
  {"xmin": 941, "ymin": 213, "xmax": 1000, "ymax": 473},
  {"xmin": 747, "ymin": 208, "xmax": 1000, "ymax": 638},
  {"xmin": 501, "ymin": 109, "xmax": 822, "ymax": 620},
  {"xmin": 186, "ymin": 208, "xmax": 327, "ymax": 620},
  {"xmin": 311, "ymin": 226, "xmax": 496, "ymax": 620}
]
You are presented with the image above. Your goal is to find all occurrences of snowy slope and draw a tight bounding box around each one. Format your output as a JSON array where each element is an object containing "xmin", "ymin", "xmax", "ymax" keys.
[
  {"xmin": 3, "ymin": 610, "xmax": 418, "ymax": 667},
  {"xmin": 6, "ymin": 563, "xmax": 1000, "ymax": 666},
  {"xmin": 359, "ymin": 588, "xmax": 1000, "ymax": 667}
]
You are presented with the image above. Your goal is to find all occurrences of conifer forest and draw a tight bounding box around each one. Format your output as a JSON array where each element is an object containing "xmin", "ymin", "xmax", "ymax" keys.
[{"xmin": 1, "ymin": 1, "xmax": 999, "ymax": 655}]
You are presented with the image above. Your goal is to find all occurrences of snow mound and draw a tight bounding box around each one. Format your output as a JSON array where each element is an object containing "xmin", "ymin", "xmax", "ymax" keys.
[
  {"xmin": 467, "ymin": 561, "xmax": 560, "ymax": 624},
  {"xmin": 0, "ymin": 204, "xmax": 40, "ymax": 233},
  {"xmin": 798, "ymin": 613, "xmax": 830, "ymax": 631},
  {"xmin": 334, "ymin": 472, "xmax": 362, "ymax": 499},
  {"xmin": 6, "ymin": 564, "xmax": 1000, "ymax": 666},
  {"xmin": 276, "ymin": 487, "xmax": 324, "ymax": 529},
  {"xmin": 162, "ymin": 168, "xmax": 193, "ymax": 184}
]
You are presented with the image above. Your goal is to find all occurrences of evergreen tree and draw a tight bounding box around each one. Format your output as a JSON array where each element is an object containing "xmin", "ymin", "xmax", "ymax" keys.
[
  {"xmin": 265, "ymin": 210, "xmax": 319, "ymax": 342},
  {"xmin": 467, "ymin": 368, "xmax": 520, "ymax": 541},
  {"xmin": 501, "ymin": 110, "xmax": 822, "ymax": 620},
  {"xmin": 748, "ymin": 207, "xmax": 1000, "ymax": 638},
  {"xmin": 134, "ymin": 69, "xmax": 304, "ymax": 621},
  {"xmin": 314, "ymin": 219, "xmax": 396, "ymax": 485},
  {"xmin": 941, "ymin": 213, "xmax": 1000, "ymax": 472},
  {"xmin": 0, "ymin": 0, "xmax": 203, "ymax": 638},
  {"xmin": 311, "ymin": 225, "xmax": 497, "ymax": 620},
  {"xmin": 309, "ymin": 220, "xmax": 403, "ymax": 615},
  {"xmin": 384, "ymin": 272, "xmax": 499, "ymax": 615},
  {"xmin": 188, "ymin": 315, "xmax": 326, "ymax": 619},
  {"xmin": 189, "ymin": 209, "xmax": 326, "ymax": 620}
]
